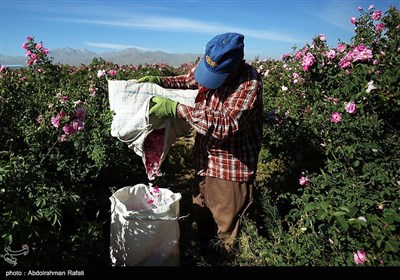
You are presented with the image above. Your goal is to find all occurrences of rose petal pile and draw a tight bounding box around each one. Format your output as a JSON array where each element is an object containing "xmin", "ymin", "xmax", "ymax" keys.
[{"xmin": 144, "ymin": 128, "xmax": 165, "ymax": 180}]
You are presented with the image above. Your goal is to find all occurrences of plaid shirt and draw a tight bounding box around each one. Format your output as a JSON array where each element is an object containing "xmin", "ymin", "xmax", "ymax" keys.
[{"xmin": 159, "ymin": 62, "xmax": 263, "ymax": 182}]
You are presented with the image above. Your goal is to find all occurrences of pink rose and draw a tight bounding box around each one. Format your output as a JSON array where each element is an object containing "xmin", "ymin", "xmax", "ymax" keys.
[
  {"xmin": 354, "ymin": 250, "xmax": 367, "ymax": 265},
  {"xmin": 345, "ymin": 102, "xmax": 356, "ymax": 114},
  {"xmin": 299, "ymin": 176, "xmax": 310, "ymax": 186},
  {"xmin": 330, "ymin": 112, "xmax": 342, "ymax": 123},
  {"xmin": 372, "ymin": 10, "xmax": 382, "ymax": 20}
]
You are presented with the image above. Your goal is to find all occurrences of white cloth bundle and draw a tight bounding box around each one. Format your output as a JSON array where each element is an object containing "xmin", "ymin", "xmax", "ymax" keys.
[{"xmin": 108, "ymin": 80, "xmax": 197, "ymax": 176}]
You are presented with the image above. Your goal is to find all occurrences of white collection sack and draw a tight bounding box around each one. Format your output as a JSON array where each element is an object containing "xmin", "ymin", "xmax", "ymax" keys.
[
  {"xmin": 109, "ymin": 184, "xmax": 182, "ymax": 266},
  {"xmin": 108, "ymin": 80, "xmax": 197, "ymax": 179}
]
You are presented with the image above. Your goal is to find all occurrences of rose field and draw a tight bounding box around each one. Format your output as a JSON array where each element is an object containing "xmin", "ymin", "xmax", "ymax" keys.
[{"xmin": 0, "ymin": 5, "xmax": 399, "ymax": 267}]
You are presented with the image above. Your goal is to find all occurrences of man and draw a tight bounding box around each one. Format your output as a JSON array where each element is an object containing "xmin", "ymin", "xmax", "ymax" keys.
[{"xmin": 138, "ymin": 32, "xmax": 263, "ymax": 255}]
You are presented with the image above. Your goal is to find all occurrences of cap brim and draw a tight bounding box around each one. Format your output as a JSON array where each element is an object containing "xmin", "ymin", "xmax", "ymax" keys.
[{"xmin": 194, "ymin": 57, "xmax": 229, "ymax": 90}]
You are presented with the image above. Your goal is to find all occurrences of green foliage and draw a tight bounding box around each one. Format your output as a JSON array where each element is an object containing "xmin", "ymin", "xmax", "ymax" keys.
[
  {"xmin": 245, "ymin": 5, "xmax": 400, "ymax": 266},
  {"xmin": 0, "ymin": 38, "xmax": 184, "ymax": 266}
]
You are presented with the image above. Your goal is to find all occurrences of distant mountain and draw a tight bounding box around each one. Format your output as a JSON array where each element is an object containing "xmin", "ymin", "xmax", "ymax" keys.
[
  {"xmin": 0, "ymin": 55, "xmax": 26, "ymax": 66},
  {"xmin": 51, "ymin": 47, "xmax": 99, "ymax": 66},
  {"xmin": 0, "ymin": 47, "xmax": 201, "ymax": 67},
  {"xmin": 100, "ymin": 48, "xmax": 201, "ymax": 67}
]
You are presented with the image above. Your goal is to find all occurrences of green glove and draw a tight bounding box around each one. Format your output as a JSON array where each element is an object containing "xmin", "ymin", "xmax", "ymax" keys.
[
  {"xmin": 137, "ymin": 76, "xmax": 161, "ymax": 85},
  {"xmin": 149, "ymin": 96, "xmax": 178, "ymax": 119}
]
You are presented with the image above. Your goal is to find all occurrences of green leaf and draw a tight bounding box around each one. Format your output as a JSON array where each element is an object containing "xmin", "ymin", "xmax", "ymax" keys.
[
  {"xmin": 3, "ymin": 233, "xmax": 12, "ymax": 245},
  {"xmin": 320, "ymin": 201, "xmax": 329, "ymax": 211},
  {"xmin": 70, "ymin": 194, "xmax": 80, "ymax": 202},
  {"xmin": 348, "ymin": 219, "xmax": 362, "ymax": 230},
  {"xmin": 367, "ymin": 215, "xmax": 380, "ymax": 225},
  {"xmin": 333, "ymin": 211, "xmax": 347, "ymax": 217},
  {"xmin": 338, "ymin": 206, "xmax": 350, "ymax": 213},
  {"xmin": 384, "ymin": 240, "xmax": 399, "ymax": 253},
  {"xmin": 305, "ymin": 202, "xmax": 317, "ymax": 212},
  {"xmin": 335, "ymin": 216, "xmax": 349, "ymax": 231},
  {"xmin": 383, "ymin": 215, "xmax": 395, "ymax": 224},
  {"xmin": 316, "ymin": 209, "xmax": 328, "ymax": 220}
]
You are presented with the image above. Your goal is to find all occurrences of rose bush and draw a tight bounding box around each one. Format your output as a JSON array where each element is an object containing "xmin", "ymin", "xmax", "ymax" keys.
[
  {"xmin": 0, "ymin": 40, "xmax": 178, "ymax": 265},
  {"xmin": 240, "ymin": 4, "xmax": 399, "ymax": 266}
]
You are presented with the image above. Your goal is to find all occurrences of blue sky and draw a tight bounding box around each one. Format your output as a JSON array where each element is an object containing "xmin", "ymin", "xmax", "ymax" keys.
[{"xmin": 1, "ymin": 0, "xmax": 398, "ymax": 60}]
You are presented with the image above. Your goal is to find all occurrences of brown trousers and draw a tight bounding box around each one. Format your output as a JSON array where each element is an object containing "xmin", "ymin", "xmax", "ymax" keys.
[{"xmin": 192, "ymin": 176, "xmax": 254, "ymax": 250}]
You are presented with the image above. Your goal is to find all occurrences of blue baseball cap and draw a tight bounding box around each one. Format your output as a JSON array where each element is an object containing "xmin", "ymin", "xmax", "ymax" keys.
[{"xmin": 194, "ymin": 32, "xmax": 244, "ymax": 89}]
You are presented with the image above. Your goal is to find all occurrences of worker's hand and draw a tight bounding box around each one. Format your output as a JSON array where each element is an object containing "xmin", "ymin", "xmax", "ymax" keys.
[
  {"xmin": 137, "ymin": 76, "xmax": 161, "ymax": 85},
  {"xmin": 149, "ymin": 96, "xmax": 178, "ymax": 119}
]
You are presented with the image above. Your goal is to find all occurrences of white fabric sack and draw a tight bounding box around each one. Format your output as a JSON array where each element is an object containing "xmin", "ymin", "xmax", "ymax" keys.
[
  {"xmin": 108, "ymin": 80, "xmax": 197, "ymax": 178},
  {"xmin": 109, "ymin": 184, "xmax": 182, "ymax": 266}
]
